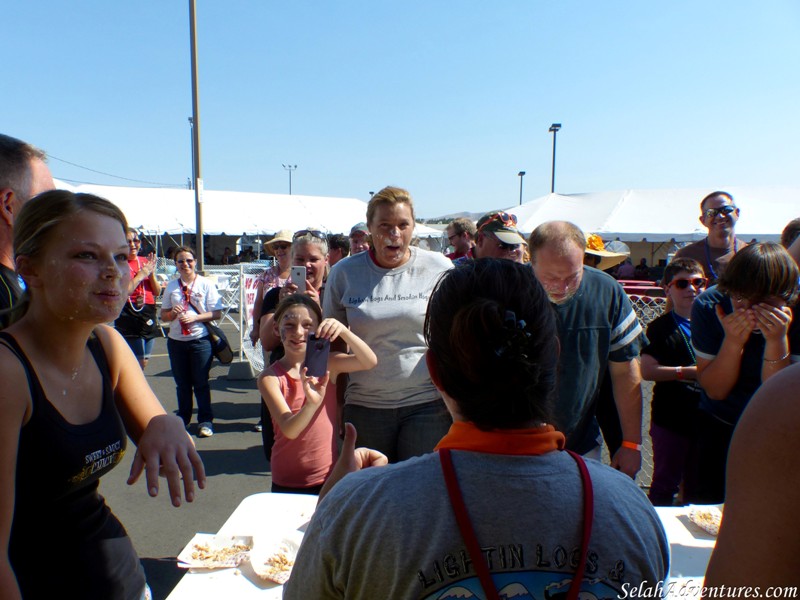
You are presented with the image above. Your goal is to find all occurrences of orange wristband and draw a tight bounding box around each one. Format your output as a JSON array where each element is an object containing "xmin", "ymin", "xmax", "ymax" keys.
[{"xmin": 621, "ymin": 441, "xmax": 642, "ymax": 452}]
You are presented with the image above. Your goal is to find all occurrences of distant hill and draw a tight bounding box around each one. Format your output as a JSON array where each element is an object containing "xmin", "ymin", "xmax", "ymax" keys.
[{"xmin": 420, "ymin": 210, "xmax": 495, "ymax": 224}]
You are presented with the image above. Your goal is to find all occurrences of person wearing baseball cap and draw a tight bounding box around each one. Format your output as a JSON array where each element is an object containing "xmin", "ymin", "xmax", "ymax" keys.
[
  {"xmin": 349, "ymin": 222, "xmax": 370, "ymax": 255},
  {"xmin": 473, "ymin": 211, "xmax": 525, "ymax": 263}
]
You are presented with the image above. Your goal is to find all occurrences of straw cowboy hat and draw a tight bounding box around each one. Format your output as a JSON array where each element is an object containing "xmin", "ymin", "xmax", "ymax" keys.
[{"xmin": 584, "ymin": 233, "xmax": 629, "ymax": 271}]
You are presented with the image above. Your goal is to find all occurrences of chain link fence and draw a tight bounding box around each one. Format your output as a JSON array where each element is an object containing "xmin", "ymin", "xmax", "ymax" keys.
[{"xmin": 628, "ymin": 294, "xmax": 667, "ymax": 490}]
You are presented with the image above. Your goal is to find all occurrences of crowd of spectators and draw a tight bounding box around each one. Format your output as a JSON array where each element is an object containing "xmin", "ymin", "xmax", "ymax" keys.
[{"xmin": 2, "ymin": 131, "xmax": 800, "ymax": 595}]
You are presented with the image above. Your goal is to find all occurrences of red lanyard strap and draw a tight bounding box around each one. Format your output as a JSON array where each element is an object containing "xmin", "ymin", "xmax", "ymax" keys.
[
  {"xmin": 439, "ymin": 448, "xmax": 593, "ymax": 600},
  {"xmin": 439, "ymin": 448, "xmax": 501, "ymax": 600},
  {"xmin": 565, "ymin": 449, "xmax": 594, "ymax": 596}
]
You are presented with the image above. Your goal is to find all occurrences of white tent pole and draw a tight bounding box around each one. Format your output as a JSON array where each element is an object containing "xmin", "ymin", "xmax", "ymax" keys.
[{"xmin": 238, "ymin": 262, "xmax": 245, "ymax": 362}]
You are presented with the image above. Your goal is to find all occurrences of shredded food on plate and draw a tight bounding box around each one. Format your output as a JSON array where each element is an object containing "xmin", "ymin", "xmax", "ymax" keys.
[
  {"xmin": 259, "ymin": 550, "xmax": 295, "ymax": 584},
  {"xmin": 190, "ymin": 542, "xmax": 251, "ymax": 565},
  {"xmin": 689, "ymin": 506, "xmax": 722, "ymax": 536}
]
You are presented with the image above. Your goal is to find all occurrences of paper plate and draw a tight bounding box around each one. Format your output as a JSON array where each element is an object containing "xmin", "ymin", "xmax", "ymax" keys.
[
  {"xmin": 688, "ymin": 504, "xmax": 723, "ymax": 536},
  {"xmin": 249, "ymin": 531, "xmax": 303, "ymax": 584},
  {"xmin": 177, "ymin": 533, "xmax": 253, "ymax": 569}
]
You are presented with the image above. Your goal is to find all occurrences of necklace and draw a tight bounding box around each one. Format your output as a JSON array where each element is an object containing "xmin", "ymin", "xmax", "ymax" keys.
[
  {"xmin": 704, "ymin": 237, "xmax": 738, "ymax": 282},
  {"xmin": 671, "ymin": 312, "xmax": 696, "ymax": 364},
  {"xmin": 128, "ymin": 258, "xmax": 146, "ymax": 313}
]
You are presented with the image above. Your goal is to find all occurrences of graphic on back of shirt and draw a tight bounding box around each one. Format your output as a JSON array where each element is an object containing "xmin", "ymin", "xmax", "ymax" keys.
[
  {"xmin": 423, "ymin": 574, "xmax": 619, "ymax": 599},
  {"xmin": 419, "ymin": 547, "xmax": 630, "ymax": 600}
]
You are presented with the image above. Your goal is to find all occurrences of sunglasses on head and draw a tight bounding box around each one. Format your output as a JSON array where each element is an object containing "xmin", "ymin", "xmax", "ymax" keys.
[
  {"xmin": 479, "ymin": 212, "xmax": 518, "ymax": 231},
  {"xmin": 704, "ymin": 205, "xmax": 737, "ymax": 219},
  {"xmin": 670, "ymin": 277, "xmax": 706, "ymax": 290},
  {"xmin": 293, "ymin": 229, "xmax": 326, "ymax": 241}
]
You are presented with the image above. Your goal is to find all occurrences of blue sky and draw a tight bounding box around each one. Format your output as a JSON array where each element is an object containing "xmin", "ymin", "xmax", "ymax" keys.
[{"xmin": 4, "ymin": 1, "xmax": 799, "ymax": 218}]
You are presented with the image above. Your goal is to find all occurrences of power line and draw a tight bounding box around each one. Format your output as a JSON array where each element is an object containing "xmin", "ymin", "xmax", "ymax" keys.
[
  {"xmin": 56, "ymin": 176, "xmax": 188, "ymax": 189},
  {"xmin": 48, "ymin": 154, "xmax": 186, "ymax": 188}
]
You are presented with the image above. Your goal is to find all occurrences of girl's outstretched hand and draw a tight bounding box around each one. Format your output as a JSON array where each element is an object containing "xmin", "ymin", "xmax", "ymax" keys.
[
  {"xmin": 300, "ymin": 367, "xmax": 329, "ymax": 406},
  {"xmin": 127, "ymin": 414, "xmax": 206, "ymax": 508}
]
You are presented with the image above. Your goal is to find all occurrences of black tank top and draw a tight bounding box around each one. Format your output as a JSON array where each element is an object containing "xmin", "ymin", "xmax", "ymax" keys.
[{"xmin": 0, "ymin": 332, "xmax": 146, "ymax": 599}]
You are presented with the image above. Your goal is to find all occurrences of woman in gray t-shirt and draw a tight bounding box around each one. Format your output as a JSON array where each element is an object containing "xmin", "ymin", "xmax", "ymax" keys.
[{"xmin": 323, "ymin": 186, "xmax": 453, "ymax": 462}]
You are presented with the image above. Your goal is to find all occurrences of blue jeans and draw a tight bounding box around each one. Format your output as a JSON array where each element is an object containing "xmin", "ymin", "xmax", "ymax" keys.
[
  {"xmin": 343, "ymin": 400, "xmax": 452, "ymax": 463},
  {"xmin": 167, "ymin": 337, "xmax": 214, "ymax": 424},
  {"xmin": 124, "ymin": 336, "xmax": 155, "ymax": 359}
]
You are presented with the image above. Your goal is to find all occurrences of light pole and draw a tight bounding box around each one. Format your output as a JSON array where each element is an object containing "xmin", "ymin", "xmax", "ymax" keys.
[
  {"xmin": 518, "ymin": 171, "xmax": 526, "ymax": 205},
  {"xmin": 549, "ymin": 123, "xmax": 561, "ymax": 194},
  {"xmin": 187, "ymin": 117, "xmax": 195, "ymax": 190},
  {"xmin": 282, "ymin": 164, "xmax": 297, "ymax": 194},
  {"xmin": 189, "ymin": 0, "xmax": 205, "ymax": 271}
]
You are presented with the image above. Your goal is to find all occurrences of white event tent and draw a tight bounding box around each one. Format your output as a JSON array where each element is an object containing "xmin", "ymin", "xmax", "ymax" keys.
[
  {"xmin": 56, "ymin": 181, "xmax": 369, "ymax": 236},
  {"xmin": 505, "ymin": 187, "xmax": 799, "ymax": 243},
  {"xmin": 53, "ymin": 180, "xmax": 443, "ymax": 243}
]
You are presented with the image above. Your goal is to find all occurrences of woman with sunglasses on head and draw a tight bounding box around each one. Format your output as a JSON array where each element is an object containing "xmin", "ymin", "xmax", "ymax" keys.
[
  {"xmin": 323, "ymin": 187, "xmax": 454, "ymax": 463},
  {"xmin": 114, "ymin": 228, "xmax": 160, "ymax": 370},
  {"xmin": 257, "ymin": 229, "xmax": 330, "ymax": 458},
  {"xmin": 640, "ymin": 258, "xmax": 707, "ymax": 506},
  {"xmin": 685, "ymin": 242, "xmax": 800, "ymax": 504},
  {"xmin": 160, "ymin": 246, "xmax": 224, "ymax": 438},
  {"xmin": 0, "ymin": 191, "xmax": 204, "ymax": 600},
  {"xmin": 285, "ymin": 259, "xmax": 668, "ymax": 599}
]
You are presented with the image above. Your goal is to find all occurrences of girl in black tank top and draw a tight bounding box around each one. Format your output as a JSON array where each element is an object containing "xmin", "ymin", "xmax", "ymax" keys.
[{"xmin": 0, "ymin": 190, "xmax": 205, "ymax": 600}]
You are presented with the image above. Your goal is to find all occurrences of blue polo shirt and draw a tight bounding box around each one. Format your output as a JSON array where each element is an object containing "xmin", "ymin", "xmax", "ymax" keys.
[{"xmin": 691, "ymin": 286, "xmax": 800, "ymax": 425}]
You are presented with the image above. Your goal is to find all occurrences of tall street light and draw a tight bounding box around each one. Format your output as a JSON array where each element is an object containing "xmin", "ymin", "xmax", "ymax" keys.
[
  {"xmin": 282, "ymin": 164, "xmax": 297, "ymax": 195},
  {"xmin": 187, "ymin": 117, "xmax": 195, "ymax": 189},
  {"xmin": 518, "ymin": 171, "xmax": 526, "ymax": 205},
  {"xmin": 189, "ymin": 0, "xmax": 205, "ymax": 270},
  {"xmin": 549, "ymin": 123, "xmax": 561, "ymax": 194}
]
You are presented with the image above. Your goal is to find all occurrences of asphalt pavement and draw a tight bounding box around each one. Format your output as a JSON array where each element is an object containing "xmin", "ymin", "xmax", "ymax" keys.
[{"xmin": 101, "ymin": 324, "xmax": 270, "ymax": 600}]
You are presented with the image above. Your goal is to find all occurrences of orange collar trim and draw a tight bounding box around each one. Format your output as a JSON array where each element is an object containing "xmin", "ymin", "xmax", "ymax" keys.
[{"xmin": 435, "ymin": 421, "xmax": 565, "ymax": 456}]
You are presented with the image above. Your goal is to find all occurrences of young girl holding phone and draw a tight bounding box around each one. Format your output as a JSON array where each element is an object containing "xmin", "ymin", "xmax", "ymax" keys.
[{"xmin": 258, "ymin": 294, "xmax": 377, "ymax": 494}]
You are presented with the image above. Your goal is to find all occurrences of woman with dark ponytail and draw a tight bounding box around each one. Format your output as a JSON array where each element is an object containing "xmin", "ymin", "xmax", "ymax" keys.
[{"xmin": 286, "ymin": 259, "xmax": 669, "ymax": 600}]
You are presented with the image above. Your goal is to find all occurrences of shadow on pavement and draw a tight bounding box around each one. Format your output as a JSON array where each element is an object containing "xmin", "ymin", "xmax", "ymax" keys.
[{"xmin": 197, "ymin": 444, "xmax": 269, "ymax": 477}]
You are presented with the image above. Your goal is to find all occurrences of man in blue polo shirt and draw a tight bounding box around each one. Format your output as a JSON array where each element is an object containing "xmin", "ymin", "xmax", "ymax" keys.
[{"xmin": 528, "ymin": 221, "xmax": 645, "ymax": 478}]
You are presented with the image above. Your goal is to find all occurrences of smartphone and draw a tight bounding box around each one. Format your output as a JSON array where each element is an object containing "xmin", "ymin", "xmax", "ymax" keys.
[
  {"xmin": 305, "ymin": 334, "xmax": 330, "ymax": 378},
  {"xmin": 290, "ymin": 266, "xmax": 307, "ymax": 293}
]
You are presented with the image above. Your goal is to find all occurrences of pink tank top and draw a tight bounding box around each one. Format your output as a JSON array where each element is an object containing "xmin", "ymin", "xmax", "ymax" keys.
[{"xmin": 269, "ymin": 362, "xmax": 337, "ymax": 488}]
